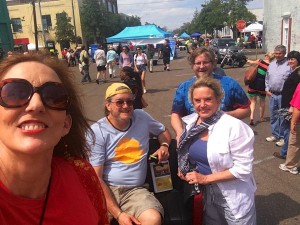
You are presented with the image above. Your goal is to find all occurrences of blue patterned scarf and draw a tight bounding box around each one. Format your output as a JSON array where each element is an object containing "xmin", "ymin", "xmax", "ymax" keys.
[{"xmin": 178, "ymin": 111, "xmax": 224, "ymax": 176}]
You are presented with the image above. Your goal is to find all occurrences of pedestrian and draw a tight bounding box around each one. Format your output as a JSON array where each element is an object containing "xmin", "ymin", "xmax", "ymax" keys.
[
  {"xmin": 134, "ymin": 46, "xmax": 148, "ymax": 93},
  {"xmin": 145, "ymin": 44, "xmax": 155, "ymax": 73},
  {"xmin": 119, "ymin": 45, "xmax": 133, "ymax": 68},
  {"xmin": 246, "ymin": 52, "xmax": 275, "ymax": 125},
  {"xmin": 171, "ymin": 47, "xmax": 250, "ymax": 143},
  {"xmin": 177, "ymin": 76, "xmax": 256, "ymax": 225},
  {"xmin": 120, "ymin": 66, "xmax": 148, "ymax": 109},
  {"xmin": 106, "ymin": 45, "xmax": 118, "ymax": 78},
  {"xmin": 159, "ymin": 39, "xmax": 172, "ymax": 71},
  {"xmin": 0, "ymin": 52, "xmax": 109, "ymax": 224},
  {"xmin": 79, "ymin": 45, "xmax": 91, "ymax": 83},
  {"xmin": 87, "ymin": 82, "xmax": 171, "ymax": 225},
  {"xmin": 94, "ymin": 45, "xmax": 107, "ymax": 84},
  {"xmin": 279, "ymin": 83, "xmax": 300, "ymax": 174},
  {"xmin": 274, "ymin": 51, "xmax": 300, "ymax": 159},
  {"xmin": 265, "ymin": 45, "xmax": 291, "ymax": 156}
]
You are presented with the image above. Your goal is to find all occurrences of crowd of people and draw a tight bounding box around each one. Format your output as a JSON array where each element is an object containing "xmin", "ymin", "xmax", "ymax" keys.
[{"xmin": 0, "ymin": 40, "xmax": 299, "ymax": 225}]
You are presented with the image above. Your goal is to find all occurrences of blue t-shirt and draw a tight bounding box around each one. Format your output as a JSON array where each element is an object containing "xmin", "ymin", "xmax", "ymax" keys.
[
  {"xmin": 171, "ymin": 74, "xmax": 250, "ymax": 116},
  {"xmin": 87, "ymin": 109, "xmax": 165, "ymax": 187}
]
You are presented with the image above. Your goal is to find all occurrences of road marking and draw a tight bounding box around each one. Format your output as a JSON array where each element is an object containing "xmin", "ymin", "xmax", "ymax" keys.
[{"xmin": 253, "ymin": 156, "xmax": 274, "ymax": 165}]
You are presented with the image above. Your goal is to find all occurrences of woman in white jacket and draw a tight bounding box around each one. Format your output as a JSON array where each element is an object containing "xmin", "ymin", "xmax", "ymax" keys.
[{"xmin": 177, "ymin": 76, "xmax": 256, "ymax": 225}]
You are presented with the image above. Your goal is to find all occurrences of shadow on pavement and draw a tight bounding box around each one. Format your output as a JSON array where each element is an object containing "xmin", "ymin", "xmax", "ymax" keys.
[
  {"xmin": 256, "ymin": 193, "xmax": 300, "ymax": 224},
  {"xmin": 146, "ymin": 88, "xmax": 169, "ymax": 94}
]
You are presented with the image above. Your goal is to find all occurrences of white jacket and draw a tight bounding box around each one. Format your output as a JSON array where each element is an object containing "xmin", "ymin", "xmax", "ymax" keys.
[{"xmin": 182, "ymin": 112, "xmax": 256, "ymax": 219}]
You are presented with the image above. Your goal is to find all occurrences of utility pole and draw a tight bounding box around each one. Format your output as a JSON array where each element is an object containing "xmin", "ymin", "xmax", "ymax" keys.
[
  {"xmin": 71, "ymin": 0, "xmax": 78, "ymax": 47},
  {"xmin": 31, "ymin": 0, "xmax": 39, "ymax": 51},
  {"xmin": 38, "ymin": 0, "xmax": 46, "ymax": 46}
]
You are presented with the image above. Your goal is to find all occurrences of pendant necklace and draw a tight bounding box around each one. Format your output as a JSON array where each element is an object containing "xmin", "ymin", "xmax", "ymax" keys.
[{"xmin": 39, "ymin": 175, "xmax": 52, "ymax": 225}]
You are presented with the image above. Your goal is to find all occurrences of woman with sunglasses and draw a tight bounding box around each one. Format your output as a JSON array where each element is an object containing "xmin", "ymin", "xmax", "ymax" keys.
[
  {"xmin": 134, "ymin": 47, "xmax": 148, "ymax": 93},
  {"xmin": 0, "ymin": 53, "xmax": 109, "ymax": 225}
]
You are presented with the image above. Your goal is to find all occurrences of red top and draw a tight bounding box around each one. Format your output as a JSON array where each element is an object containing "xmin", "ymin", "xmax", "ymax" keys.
[{"xmin": 0, "ymin": 157, "xmax": 109, "ymax": 225}]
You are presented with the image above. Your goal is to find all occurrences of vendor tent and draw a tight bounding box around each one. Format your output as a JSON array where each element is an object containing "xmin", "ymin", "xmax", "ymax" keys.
[
  {"xmin": 106, "ymin": 25, "xmax": 172, "ymax": 43},
  {"xmin": 243, "ymin": 22, "xmax": 263, "ymax": 32},
  {"xmin": 179, "ymin": 32, "xmax": 190, "ymax": 38},
  {"xmin": 190, "ymin": 32, "xmax": 201, "ymax": 37}
]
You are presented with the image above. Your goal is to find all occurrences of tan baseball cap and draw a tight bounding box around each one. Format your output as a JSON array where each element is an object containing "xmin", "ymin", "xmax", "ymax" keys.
[{"xmin": 105, "ymin": 83, "xmax": 132, "ymax": 99}]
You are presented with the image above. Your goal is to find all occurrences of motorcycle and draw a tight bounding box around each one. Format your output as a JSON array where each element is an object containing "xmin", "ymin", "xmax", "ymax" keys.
[{"xmin": 220, "ymin": 46, "xmax": 247, "ymax": 68}]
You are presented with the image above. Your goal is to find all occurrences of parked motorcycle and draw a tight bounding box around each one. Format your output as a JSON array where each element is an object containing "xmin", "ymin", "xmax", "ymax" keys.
[{"xmin": 220, "ymin": 46, "xmax": 247, "ymax": 68}]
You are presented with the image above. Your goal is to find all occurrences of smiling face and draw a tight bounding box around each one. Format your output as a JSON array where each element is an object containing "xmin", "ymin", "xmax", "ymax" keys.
[
  {"xmin": 192, "ymin": 54, "xmax": 214, "ymax": 78},
  {"xmin": 0, "ymin": 61, "xmax": 72, "ymax": 156},
  {"xmin": 288, "ymin": 58, "xmax": 299, "ymax": 70},
  {"xmin": 106, "ymin": 93, "xmax": 134, "ymax": 124},
  {"xmin": 192, "ymin": 86, "xmax": 220, "ymax": 121}
]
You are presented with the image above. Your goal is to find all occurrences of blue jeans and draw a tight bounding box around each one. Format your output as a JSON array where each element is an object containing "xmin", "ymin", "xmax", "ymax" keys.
[
  {"xmin": 269, "ymin": 95, "xmax": 284, "ymax": 139},
  {"xmin": 280, "ymin": 118, "xmax": 290, "ymax": 156}
]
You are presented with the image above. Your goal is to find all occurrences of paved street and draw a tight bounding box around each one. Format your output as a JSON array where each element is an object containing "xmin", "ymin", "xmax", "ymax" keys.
[{"xmin": 70, "ymin": 49, "xmax": 300, "ymax": 225}]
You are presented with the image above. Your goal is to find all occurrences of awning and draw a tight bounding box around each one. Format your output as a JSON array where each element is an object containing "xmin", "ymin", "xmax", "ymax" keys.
[{"xmin": 14, "ymin": 38, "xmax": 29, "ymax": 45}]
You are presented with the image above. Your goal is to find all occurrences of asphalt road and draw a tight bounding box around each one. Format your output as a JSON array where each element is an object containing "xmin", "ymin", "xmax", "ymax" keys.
[{"xmin": 70, "ymin": 49, "xmax": 300, "ymax": 225}]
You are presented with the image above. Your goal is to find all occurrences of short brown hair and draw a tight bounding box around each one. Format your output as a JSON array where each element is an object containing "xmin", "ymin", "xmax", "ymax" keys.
[{"xmin": 187, "ymin": 47, "xmax": 216, "ymax": 66}]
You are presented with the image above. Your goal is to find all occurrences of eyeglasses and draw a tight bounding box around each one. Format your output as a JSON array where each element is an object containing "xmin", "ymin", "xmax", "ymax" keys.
[
  {"xmin": 110, "ymin": 99, "xmax": 134, "ymax": 107},
  {"xmin": 193, "ymin": 61, "xmax": 211, "ymax": 66},
  {"xmin": 0, "ymin": 78, "xmax": 70, "ymax": 110},
  {"xmin": 136, "ymin": 49, "xmax": 141, "ymax": 51}
]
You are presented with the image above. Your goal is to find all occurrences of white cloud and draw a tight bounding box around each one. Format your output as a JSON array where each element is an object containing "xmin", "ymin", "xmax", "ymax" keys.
[{"xmin": 118, "ymin": 0, "xmax": 263, "ymax": 31}]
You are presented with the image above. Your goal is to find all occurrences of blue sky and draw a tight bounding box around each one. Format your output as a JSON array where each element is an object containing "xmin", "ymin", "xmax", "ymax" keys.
[{"xmin": 118, "ymin": 0, "xmax": 263, "ymax": 31}]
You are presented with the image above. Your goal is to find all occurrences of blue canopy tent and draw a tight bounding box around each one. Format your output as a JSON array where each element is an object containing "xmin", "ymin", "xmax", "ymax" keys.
[
  {"xmin": 106, "ymin": 25, "xmax": 172, "ymax": 43},
  {"xmin": 179, "ymin": 32, "xmax": 190, "ymax": 38},
  {"xmin": 190, "ymin": 32, "xmax": 202, "ymax": 37}
]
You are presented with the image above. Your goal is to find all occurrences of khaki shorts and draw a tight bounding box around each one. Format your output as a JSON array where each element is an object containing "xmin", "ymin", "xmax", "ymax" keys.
[{"xmin": 109, "ymin": 185, "xmax": 164, "ymax": 219}]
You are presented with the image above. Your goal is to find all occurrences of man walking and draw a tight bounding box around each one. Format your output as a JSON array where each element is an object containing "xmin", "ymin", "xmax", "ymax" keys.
[
  {"xmin": 160, "ymin": 40, "xmax": 172, "ymax": 71},
  {"xmin": 79, "ymin": 45, "xmax": 92, "ymax": 83},
  {"xmin": 94, "ymin": 45, "xmax": 107, "ymax": 84},
  {"xmin": 265, "ymin": 45, "xmax": 291, "ymax": 158}
]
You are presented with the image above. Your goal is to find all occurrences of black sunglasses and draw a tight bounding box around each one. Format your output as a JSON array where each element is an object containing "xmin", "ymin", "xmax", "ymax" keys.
[
  {"xmin": 0, "ymin": 78, "xmax": 70, "ymax": 110},
  {"xmin": 111, "ymin": 99, "xmax": 134, "ymax": 107}
]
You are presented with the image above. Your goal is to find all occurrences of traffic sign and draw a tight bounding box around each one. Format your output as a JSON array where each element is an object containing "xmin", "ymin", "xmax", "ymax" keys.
[{"xmin": 236, "ymin": 20, "xmax": 246, "ymax": 31}]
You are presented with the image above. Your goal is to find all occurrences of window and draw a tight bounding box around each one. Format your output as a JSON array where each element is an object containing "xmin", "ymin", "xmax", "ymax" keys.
[
  {"xmin": 282, "ymin": 16, "xmax": 290, "ymax": 48},
  {"xmin": 11, "ymin": 18, "xmax": 22, "ymax": 32},
  {"xmin": 42, "ymin": 15, "xmax": 52, "ymax": 30}
]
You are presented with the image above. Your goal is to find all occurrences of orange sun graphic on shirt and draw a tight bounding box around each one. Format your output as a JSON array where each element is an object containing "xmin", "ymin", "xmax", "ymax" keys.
[{"xmin": 113, "ymin": 138, "xmax": 143, "ymax": 164}]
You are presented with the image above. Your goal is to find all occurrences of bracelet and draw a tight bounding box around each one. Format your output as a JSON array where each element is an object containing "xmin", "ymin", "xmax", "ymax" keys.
[
  {"xmin": 116, "ymin": 210, "xmax": 123, "ymax": 221},
  {"xmin": 161, "ymin": 142, "xmax": 169, "ymax": 148}
]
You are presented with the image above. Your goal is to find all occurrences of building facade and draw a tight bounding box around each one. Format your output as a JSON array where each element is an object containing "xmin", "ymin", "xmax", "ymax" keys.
[
  {"xmin": 7, "ymin": 0, "xmax": 118, "ymax": 53},
  {"xmin": 263, "ymin": 0, "xmax": 300, "ymax": 53}
]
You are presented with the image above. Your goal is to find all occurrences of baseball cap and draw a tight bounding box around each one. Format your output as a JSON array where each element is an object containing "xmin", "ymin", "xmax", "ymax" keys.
[{"xmin": 105, "ymin": 83, "xmax": 132, "ymax": 99}]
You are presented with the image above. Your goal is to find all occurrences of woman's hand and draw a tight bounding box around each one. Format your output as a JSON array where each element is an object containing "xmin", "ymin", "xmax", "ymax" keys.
[{"xmin": 185, "ymin": 171, "xmax": 208, "ymax": 185}]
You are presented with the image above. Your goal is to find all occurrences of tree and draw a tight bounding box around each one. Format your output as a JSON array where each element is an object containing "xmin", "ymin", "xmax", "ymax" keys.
[
  {"xmin": 80, "ymin": 0, "xmax": 141, "ymax": 44},
  {"xmin": 183, "ymin": 0, "xmax": 256, "ymax": 38},
  {"xmin": 54, "ymin": 11, "xmax": 75, "ymax": 49},
  {"xmin": 80, "ymin": 0, "xmax": 108, "ymax": 44}
]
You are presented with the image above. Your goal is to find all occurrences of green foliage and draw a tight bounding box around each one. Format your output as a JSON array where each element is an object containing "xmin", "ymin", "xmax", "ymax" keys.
[
  {"xmin": 80, "ymin": 0, "xmax": 141, "ymax": 44},
  {"xmin": 176, "ymin": 0, "xmax": 256, "ymax": 38},
  {"xmin": 54, "ymin": 11, "xmax": 75, "ymax": 45}
]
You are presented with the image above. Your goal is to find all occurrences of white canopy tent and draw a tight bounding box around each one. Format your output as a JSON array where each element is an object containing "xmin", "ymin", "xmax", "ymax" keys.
[{"xmin": 242, "ymin": 22, "xmax": 263, "ymax": 32}]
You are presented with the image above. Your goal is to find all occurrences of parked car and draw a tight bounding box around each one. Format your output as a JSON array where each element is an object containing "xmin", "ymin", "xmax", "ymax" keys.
[{"xmin": 209, "ymin": 38, "xmax": 237, "ymax": 63}]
